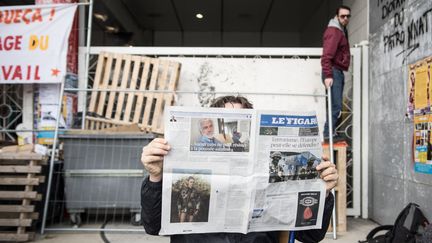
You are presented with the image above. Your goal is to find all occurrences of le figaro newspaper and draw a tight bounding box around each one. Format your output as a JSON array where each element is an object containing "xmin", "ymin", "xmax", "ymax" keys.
[{"xmin": 160, "ymin": 106, "xmax": 326, "ymax": 235}]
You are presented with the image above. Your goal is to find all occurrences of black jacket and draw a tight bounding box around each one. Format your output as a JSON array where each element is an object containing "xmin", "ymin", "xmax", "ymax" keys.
[{"xmin": 141, "ymin": 176, "xmax": 334, "ymax": 243}]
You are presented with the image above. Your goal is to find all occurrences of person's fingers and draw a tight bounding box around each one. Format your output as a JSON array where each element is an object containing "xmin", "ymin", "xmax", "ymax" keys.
[
  {"xmin": 316, "ymin": 160, "xmax": 332, "ymax": 171},
  {"xmin": 141, "ymin": 155, "xmax": 164, "ymax": 165},
  {"xmin": 321, "ymin": 169, "xmax": 338, "ymax": 182},
  {"xmin": 325, "ymin": 180, "xmax": 338, "ymax": 191},
  {"xmin": 146, "ymin": 138, "xmax": 168, "ymax": 149},
  {"xmin": 317, "ymin": 161, "xmax": 338, "ymax": 191},
  {"xmin": 321, "ymin": 166, "xmax": 339, "ymax": 191},
  {"xmin": 140, "ymin": 138, "xmax": 170, "ymax": 179},
  {"xmin": 142, "ymin": 139, "xmax": 170, "ymax": 155},
  {"xmin": 324, "ymin": 78, "xmax": 333, "ymax": 88},
  {"xmin": 143, "ymin": 160, "xmax": 163, "ymax": 176},
  {"xmin": 319, "ymin": 164, "xmax": 337, "ymax": 179},
  {"xmin": 152, "ymin": 137, "xmax": 168, "ymax": 143},
  {"xmin": 143, "ymin": 146, "xmax": 170, "ymax": 157}
]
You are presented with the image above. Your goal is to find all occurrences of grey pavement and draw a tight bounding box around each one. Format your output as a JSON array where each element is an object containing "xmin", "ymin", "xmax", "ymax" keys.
[{"xmin": 34, "ymin": 217, "xmax": 378, "ymax": 243}]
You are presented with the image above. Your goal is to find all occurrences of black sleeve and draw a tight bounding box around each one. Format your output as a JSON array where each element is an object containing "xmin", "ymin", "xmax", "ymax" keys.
[
  {"xmin": 295, "ymin": 192, "xmax": 335, "ymax": 243},
  {"xmin": 141, "ymin": 176, "xmax": 162, "ymax": 235}
]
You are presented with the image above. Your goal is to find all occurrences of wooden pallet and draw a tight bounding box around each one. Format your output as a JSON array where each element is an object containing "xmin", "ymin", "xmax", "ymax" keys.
[
  {"xmin": 85, "ymin": 52, "xmax": 181, "ymax": 134},
  {"xmin": 0, "ymin": 152, "xmax": 47, "ymax": 242}
]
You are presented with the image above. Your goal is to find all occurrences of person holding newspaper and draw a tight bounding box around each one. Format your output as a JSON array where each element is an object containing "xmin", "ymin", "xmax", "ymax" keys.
[{"xmin": 141, "ymin": 95, "xmax": 338, "ymax": 243}]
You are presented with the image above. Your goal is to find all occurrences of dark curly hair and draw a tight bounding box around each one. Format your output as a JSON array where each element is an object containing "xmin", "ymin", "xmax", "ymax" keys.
[
  {"xmin": 336, "ymin": 5, "xmax": 351, "ymax": 15},
  {"xmin": 210, "ymin": 95, "xmax": 253, "ymax": 109}
]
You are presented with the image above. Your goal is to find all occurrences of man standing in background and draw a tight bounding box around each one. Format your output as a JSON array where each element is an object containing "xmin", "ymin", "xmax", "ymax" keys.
[{"xmin": 321, "ymin": 5, "xmax": 351, "ymax": 142}]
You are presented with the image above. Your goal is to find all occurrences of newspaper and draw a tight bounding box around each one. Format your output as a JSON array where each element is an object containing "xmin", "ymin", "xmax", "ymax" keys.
[{"xmin": 160, "ymin": 106, "xmax": 326, "ymax": 235}]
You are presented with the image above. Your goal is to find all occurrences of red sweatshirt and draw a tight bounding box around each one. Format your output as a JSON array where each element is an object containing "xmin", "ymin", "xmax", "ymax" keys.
[{"xmin": 321, "ymin": 24, "xmax": 351, "ymax": 79}]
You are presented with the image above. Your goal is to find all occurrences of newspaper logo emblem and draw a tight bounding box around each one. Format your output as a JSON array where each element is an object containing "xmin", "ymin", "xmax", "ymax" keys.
[{"xmin": 299, "ymin": 196, "xmax": 318, "ymax": 207}]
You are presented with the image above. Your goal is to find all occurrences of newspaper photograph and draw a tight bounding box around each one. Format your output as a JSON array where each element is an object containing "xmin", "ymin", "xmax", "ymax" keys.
[
  {"xmin": 169, "ymin": 169, "xmax": 211, "ymax": 224},
  {"xmin": 248, "ymin": 112, "xmax": 326, "ymax": 232},
  {"xmin": 160, "ymin": 107, "xmax": 326, "ymax": 235}
]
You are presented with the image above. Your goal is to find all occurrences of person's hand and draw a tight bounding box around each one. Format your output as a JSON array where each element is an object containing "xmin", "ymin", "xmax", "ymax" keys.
[
  {"xmin": 141, "ymin": 138, "xmax": 170, "ymax": 182},
  {"xmin": 324, "ymin": 78, "xmax": 333, "ymax": 88},
  {"xmin": 316, "ymin": 156, "xmax": 338, "ymax": 197}
]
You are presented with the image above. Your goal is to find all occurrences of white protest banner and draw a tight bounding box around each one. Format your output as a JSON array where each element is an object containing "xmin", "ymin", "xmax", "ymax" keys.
[{"xmin": 0, "ymin": 4, "xmax": 77, "ymax": 83}]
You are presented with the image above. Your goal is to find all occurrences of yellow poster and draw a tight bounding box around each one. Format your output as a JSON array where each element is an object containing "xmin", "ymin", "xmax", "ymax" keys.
[
  {"xmin": 414, "ymin": 62, "xmax": 428, "ymax": 113},
  {"xmin": 428, "ymin": 58, "xmax": 432, "ymax": 110},
  {"xmin": 407, "ymin": 65, "xmax": 416, "ymax": 118}
]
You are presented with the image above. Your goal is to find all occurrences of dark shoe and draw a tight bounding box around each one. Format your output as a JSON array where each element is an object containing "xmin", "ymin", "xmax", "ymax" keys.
[
  {"xmin": 323, "ymin": 135, "xmax": 345, "ymax": 143},
  {"xmin": 333, "ymin": 136, "xmax": 345, "ymax": 142}
]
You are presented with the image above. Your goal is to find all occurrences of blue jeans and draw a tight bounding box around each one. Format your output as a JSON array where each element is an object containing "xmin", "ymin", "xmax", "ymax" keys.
[{"xmin": 323, "ymin": 68, "xmax": 344, "ymax": 138}]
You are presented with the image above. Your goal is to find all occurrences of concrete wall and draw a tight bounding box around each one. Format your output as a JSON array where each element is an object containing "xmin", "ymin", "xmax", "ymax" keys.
[
  {"xmin": 343, "ymin": 0, "xmax": 369, "ymax": 45},
  {"xmin": 369, "ymin": 0, "xmax": 432, "ymax": 224}
]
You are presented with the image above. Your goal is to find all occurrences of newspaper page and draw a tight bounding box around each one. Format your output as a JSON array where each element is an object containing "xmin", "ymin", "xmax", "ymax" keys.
[
  {"xmin": 160, "ymin": 107, "xmax": 326, "ymax": 235},
  {"xmin": 248, "ymin": 111, "xmax": 326, "ymax": 232},
  {"xmin": 160, "ymin": 106, "xmax": 256, "ymax": 234}
]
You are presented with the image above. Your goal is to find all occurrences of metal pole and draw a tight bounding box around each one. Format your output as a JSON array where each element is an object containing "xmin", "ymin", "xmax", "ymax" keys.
[
  {"xmin": 288, "ymin": 231, "xmax": 295, "ymax": 243},
  {"xmin": 81, "ymin": 0, "xmax": 94, "ymax": 129},
  {"xmin": 41, "ymin": 79, "xmax": 66, "ymax": 234},
  {"xmin": 327, "ymin": 86, "xmax": 337, "ymax": 239}
]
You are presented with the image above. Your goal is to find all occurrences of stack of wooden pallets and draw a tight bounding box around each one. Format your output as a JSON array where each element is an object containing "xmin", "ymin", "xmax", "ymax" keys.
[
  {"xmin": 0, "ymin": 151, "xmax": 47, "ymax": 242},
  {"xmin": 86, "ymin": 52, "xmax": 181, "ymax": 134}
]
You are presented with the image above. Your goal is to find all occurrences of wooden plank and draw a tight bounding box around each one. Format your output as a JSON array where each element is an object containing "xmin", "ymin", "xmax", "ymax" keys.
[
  {"xmin": 163, "ymin": 62, "xmax": 181, "ymax": 107},
  {"xmin": 34, "ymin": 194, "xmax": 42, "ymax": 201},
  {"xmin": 279, "ymin": 231, "xmax": 289, "ymax": 243},
  {"xmin": 0, "ymin": 219, "xmax": 32, "ymax": 227},
  {"xmin": 37, "ymin": 158, "xmax": 48, "ymax": 165},
  {"xmin": 27, "ymin": 212, "xmax": 39, "ymax": 220},
  {"xmin": 18, "ymin": 159, "xmax": 35, "ymax": 235},
  {"xmin": 0, "ymin": 233, "xmax": 30, "ymax": 242},
  {"xmin": 36, "ymin": 175, "xmax": 45, "ymax": 183},
  {"xmin": 85, "ymin": 117, "xmax": 132, "ymax": 126},
  {"xmin": 0, "ymin": 177, "xmax": 39, "ymax": 186},
  {"xmin": 133, "ymin": 57, "xmax": 151, "ymax": 123},
  {"xmin": 0, "ymin": 191, "xmax": 37, "ymax": 200},
  {"xmin": 0, "ymin": 165, "xmax": 41, "ymax": 173},
  {"xmin": 323, "ymin": 145, "xmax": 347, "ymax": 232},
  {"xmin": 114, "ymin": 55, "xmax": 133, "ymax": 120},
  {"xmin": 155, "ymin": 61, "xmax": 181, "ymax": 133},
  {"xmin": 141, "ymin": 59, "xmax": 160, "ymax": 128},
  {"xmin": 0, "ymin": 205, "xmax": 34, "ymax": 213},
  {"xmin": 0, "ymin": 212, "xmax": 39, "ymax": 220},
  {"xmin": 151, "ymin": 60, "xmax": 170, "ymax": 133},
  {"xmin": 105, "ymin": 53, "xmax": 123, "ymax": 119},
  {"xmin": 123, "ymin": 56, "xmax": 141, "ymax": 122},
  {"xmin": 0, "ymin": 144, "xmax": 33, "ymax": 153},
  {"xmin": 335, "ymin": 146, "xmax": 347, "ymax": 232},
  {"xmin": 0, "ymin": 153, "xmax": 44, "ymax": 161},
  {"xmin": 88, "ymin": 52, "xmax": 107, "ymax": 112},
  {"xmin": 96, "ymin": 53, "xmax": 115, "ymax": 116}
]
